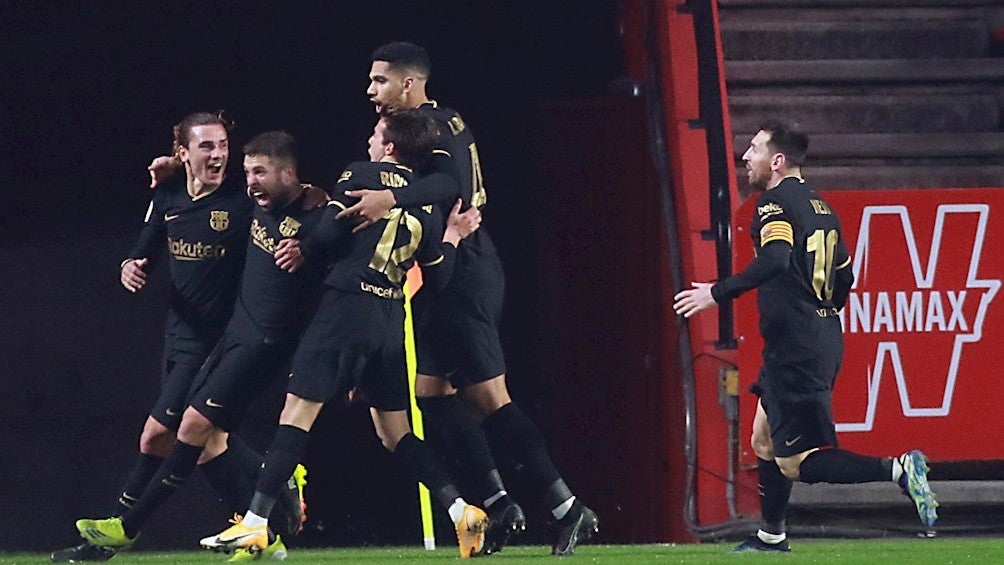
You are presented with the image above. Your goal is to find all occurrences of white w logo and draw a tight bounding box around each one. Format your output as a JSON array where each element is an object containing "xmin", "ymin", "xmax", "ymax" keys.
[{"xmin": 836, "ymin": 204, "xmax": 1000, "ymax": 432}]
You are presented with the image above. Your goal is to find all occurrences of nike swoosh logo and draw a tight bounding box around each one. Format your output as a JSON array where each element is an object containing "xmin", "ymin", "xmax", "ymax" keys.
[
  {"xmin": 205, "ymin": 398, "xmax": 224, "ymax": 408},
  {"xmin": 162, "ymin": 473, "xmax": 187, "ymax": 486},
  {"xmin": 165, "ymin": 214, "xmax": 180, "ymax": 221},
  {"xmin": 220, "ymin": 530, "xmax": 261, "ymax": 544},
  {"xmin": 784, "ymin": 436, "xmax": 802, "ymax": 447},
  {"xmin": 165, "ymin": 408, "xmax": 179, "ymax": 416}
]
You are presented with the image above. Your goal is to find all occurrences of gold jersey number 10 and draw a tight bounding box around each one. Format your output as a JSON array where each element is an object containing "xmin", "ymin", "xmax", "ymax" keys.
[{"xmin": 806, "ymin": 229, "xmax": 839, "ymax": 302}]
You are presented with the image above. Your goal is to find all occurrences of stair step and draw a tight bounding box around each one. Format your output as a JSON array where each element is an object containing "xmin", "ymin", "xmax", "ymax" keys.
[
  {"xmin": 720, "ymin": 6, "xmax": 989, "ymax": 22},
  {"xmin": 728, "ymin": 94, "xmax": 1000, "ymax": 133},
  {"xmin": 732, "ymin": 132, "xmax": 1004, "ymax": 158},
  {"xmin": 725, "ymin": 83, "xmax": 1004, "ymax": 101},
  {"xmin": 726, "ymin": 59, "xmax": 1004, "ymax": 86},
  {"xmin": 722, "ymin": 19, "xmax": 988, "ymax": 60},
  {"xmin": 719, "ymin": 0, "xmax": 997, "ymax": 8},
  {"xmin": 736, "ymin": 164, "xmax": 1004, "ymax": 190},
  {"xmin": 790, "ymin": 481, "xmax": 1004, "ymax": 507}
]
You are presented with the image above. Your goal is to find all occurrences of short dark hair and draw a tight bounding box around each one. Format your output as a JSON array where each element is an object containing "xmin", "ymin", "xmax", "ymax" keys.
[
  {"xmin": 371, "ymin": 41, "xmax": 432, "ymax": 79},
  {"xmin": 757, "ymin": 120, "xmax": 809, "ymax": 167},
  {"xmin": 243, "ymin": 131, "xmax": 297, "ymax": 167},
  {"xmin": 173, "ymin": 111, "xmax": 231, "ymax": 156},
  {"xmin": 382, "ymin": 109, "xmax": 440, "ymax": 168}
]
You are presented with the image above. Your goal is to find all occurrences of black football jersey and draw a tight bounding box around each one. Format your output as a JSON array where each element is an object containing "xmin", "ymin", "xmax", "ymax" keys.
[
  {"xmin": 416, "ymin": 101, "xmax": 496, "ymax": 259},
  {"xmin": 417, "ymin": 101, "xmax": 486, "ymax": 210},
  {"xmin": 751, "ymin": 177, "xmax": 851, "ymax": 314},
  {"xmin": 127, "ymin": 176, "xmax": 252, "ymax": 333},
  {"xmin": 714, "ymin": 177, "xmax": 853, "ymax": 356},
  {"xmin": 229, "ymin": 191, "xmax": 325, "ymax": 342},
  {"xmin": 305, "ymin": 161, "xmax": 450, "ymax": 299}
]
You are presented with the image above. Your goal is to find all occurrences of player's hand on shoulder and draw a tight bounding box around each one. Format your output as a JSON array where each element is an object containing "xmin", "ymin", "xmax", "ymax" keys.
[
  {"xmin": 120, "ymin": 258, "xmax": 149, "ymax": 293},
  {"xmin": 148, "ymin": 155, "xmax": 181, "ymax": 189},
  {"xmin": 673, "ymin": 282, "xmax": 716, "ymax": 318},
  {"xmin": 337, "ymin": 189, "xmax": 396, "ymax": 233},
  {"xmin": 301, "ymin": 183, "xmax": 330, "ymax": 209},
  {"xmin": 275, "ymin": 238, "xmax": 305, "ymax": 273}
]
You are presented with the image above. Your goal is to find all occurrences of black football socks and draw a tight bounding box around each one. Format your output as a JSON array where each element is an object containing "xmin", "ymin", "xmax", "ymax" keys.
[
  {"xmin": 114, "ymin": 453, "xmax": 165, "ymax": 516},
  {"xmin": 121, "ymin": 441, "xmax": 203, "ymax": 538},
  {"xmin": 757, "ymin": 457, "xmax": 793, "ymax": 534},
  {"xmin": 248, "ymin": 425, "xmax": 308, "ymax": 519},
  {"xmin": 418, "ymin": 395, "xmax": 506, "ymax": 504},
  {"xmin": 799, "ymin": 449, "xmax": 890, "ymax": 484}
]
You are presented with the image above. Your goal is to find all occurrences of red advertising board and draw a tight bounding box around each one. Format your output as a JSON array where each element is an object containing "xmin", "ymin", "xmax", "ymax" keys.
[{"xmin": 737, "ymin": 189, "xmax": 1004, "ymax": 466}]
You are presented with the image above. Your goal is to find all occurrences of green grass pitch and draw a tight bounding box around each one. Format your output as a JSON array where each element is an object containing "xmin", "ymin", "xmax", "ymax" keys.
[{"xmin": 3, "ymin": 539, "xmax": 1003, "ymax": 564}]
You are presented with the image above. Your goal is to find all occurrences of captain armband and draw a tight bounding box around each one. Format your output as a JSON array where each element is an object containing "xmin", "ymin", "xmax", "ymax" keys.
[{"xmin": 760, "ymin": 220, "xmax": 794, "ymax": 246}]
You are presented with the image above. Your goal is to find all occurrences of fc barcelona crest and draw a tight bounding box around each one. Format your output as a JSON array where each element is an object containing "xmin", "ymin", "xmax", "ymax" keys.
[
  {"xmin": 279, "ymin": 216, "xmax": 302, "ymax": 237},
  {"xmin": 210, "ymin": 211, "xmax": 230, "ymax": 232}
]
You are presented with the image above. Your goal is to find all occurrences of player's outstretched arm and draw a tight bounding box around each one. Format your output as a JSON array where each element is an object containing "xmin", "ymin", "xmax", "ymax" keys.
[
  {"xmin": 336, "ymin": 153, "xmax": 463, "ymax": 232},
  {"xmin": 673, "ymin": 282, "xmax": 716, "ymax": 318}
]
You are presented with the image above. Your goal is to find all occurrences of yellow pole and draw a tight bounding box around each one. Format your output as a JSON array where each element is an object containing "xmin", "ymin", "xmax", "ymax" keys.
[{"xmin": 404, "ymin": 268, "xmax": 435, "ymax": 550}]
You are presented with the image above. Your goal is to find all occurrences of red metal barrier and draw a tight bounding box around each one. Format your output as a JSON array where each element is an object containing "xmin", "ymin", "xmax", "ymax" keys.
[{"xmin": 621, "ymin": 0, "xmax": 756, "ymax": 531}]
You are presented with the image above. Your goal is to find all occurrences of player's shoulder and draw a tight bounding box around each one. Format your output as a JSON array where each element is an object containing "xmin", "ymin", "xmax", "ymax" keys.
[
  {"xmin": 153, "ymin": 175, "xmax": 186, "ymax": 201},
  {"xmin": 219, "ymin": 176, "xmax": 254, "ymax": 212},
  {"xmin": 774, "ymin": 177, "xmax": 833, "ymax": 216},
  {"xmin": 337, "ymin": 161, "xmax": 414, "ymax": 187},
  {"xmin": 219, "ymin": 175, "xmax": 248, "ymax": 198},
  {"xmin": 336, "ymin": 160, "xmax": 381, "ymax": 184},
  {"xmin": 753, "ymin": 188, "xmax": 787, "ymax": 223},
  {"xmin": 756, "ymin": 177, "xmax": 812, "ymax": 218},
  {"xmin": 298, "ymin": 184, "xmax": 330, "ymax": 211},
  {"xmin": 419, "ymin": 101, "xmax": 468, "ymax": 133},
  {"xmin": 418, "ymin": 100, "xmax": 459, "ymax": 119}
]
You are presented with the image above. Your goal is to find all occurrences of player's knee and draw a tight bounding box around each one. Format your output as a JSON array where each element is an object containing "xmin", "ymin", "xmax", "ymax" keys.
[
  {"xmin": 415, "ymin": 374, "xmax": 455, "ymax": 397},
  {"xmin": 776, "ymin": 457, "xmax": 801, "ymax": 481},
  {"xmin": 375, "ymin": 428, "xmax": 404, "ymax": 452},
  {"xmin": 750, "ymin": 432, "xmax": 774, "ymax": 460},
  {"xmin": 177, "ymin": 407, "xmax": 214, "ymax": 445},
  {"xmin": 139, "ymin": 422, "xmax": 174, "ymax": 456},
  {"xmin": 463, "ymin": 374, "xmax": 510, "ymax": 416},
  {"xmin": 200, "ymin": 430, "xmax": 228, "ymax": 461}
]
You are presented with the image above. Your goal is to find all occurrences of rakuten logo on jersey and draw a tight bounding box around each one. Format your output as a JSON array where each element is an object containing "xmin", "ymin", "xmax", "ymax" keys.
[{"xmin": 835, "ymin": 204, "xmax": 999, "ymax": 432}]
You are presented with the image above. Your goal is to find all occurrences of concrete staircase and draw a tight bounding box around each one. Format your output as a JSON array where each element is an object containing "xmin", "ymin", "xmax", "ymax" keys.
[{"xmin": 720, "ymin": 0, "xmax": 1004, "ymax": 189}]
